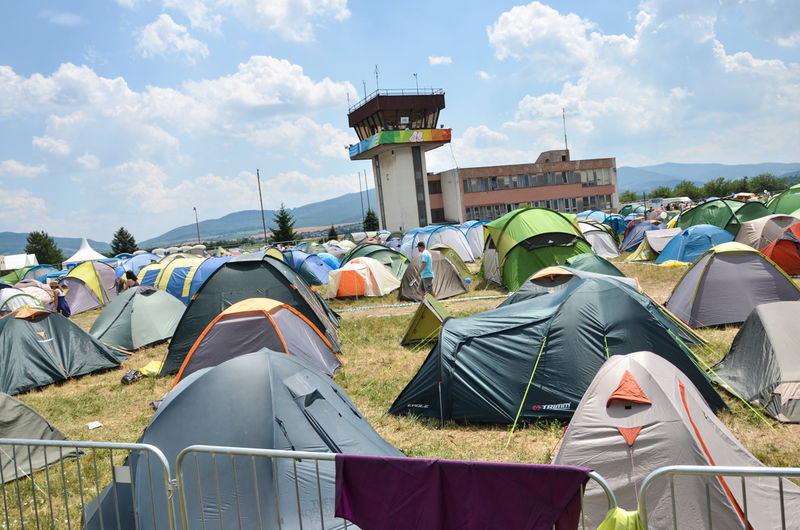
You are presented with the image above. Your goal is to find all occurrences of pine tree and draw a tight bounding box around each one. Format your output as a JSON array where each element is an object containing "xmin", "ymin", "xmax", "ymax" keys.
[
  {"xmin": 363, "ymin": 209, "xmax": 379, "ymax": 231},
  {"xmin": 25, "ymin": 231, "xmax": 65, "ymax": 265},
  {"xmin": 269, "ymin": 203, "xmax": 298, "ymax": 244},
  {"xmin": 327, "ymin": 225, "xmax": 338, "ymax": 239},
  {"xmin": 110, "ymin": 227, "xmax": 138, "ymax": 255}
]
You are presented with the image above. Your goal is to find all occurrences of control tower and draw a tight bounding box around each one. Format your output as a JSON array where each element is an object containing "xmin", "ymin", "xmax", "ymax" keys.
[{"xmin": 347, "ymin": 89, "xmax": 451, "ymax": 231}]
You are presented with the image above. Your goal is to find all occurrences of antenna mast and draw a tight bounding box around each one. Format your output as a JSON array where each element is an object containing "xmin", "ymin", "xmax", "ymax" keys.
[
  {"xmin": 562, "ymin": 108, "xmax": 569, "ymax": 152},
  {"xmin": 256, "ymin": 169, "xmax": 268, "ymax": 244},
  {"xmin": 375, "ymin": 64, "xmax": 380, "ymax": 92}
]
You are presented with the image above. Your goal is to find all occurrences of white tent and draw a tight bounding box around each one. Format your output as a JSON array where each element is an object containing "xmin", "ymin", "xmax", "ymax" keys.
[
  {"xmin": 325, "ymin": 257, "xmax": 400, "ymax": 299},
  {"xmin": 63, "ymin": 238, "xmax": 107, "ymax": 265},
  {"xmin": 0, "ymin": 254, "xmax": 38, "ymax": 270},
  {"xmin": 553, "ymin": 351, "xmax": 800, "ymax": 528}
]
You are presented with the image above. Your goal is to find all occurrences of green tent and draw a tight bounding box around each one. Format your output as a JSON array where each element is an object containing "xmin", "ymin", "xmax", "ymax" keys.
[
  {"xmin": 676, "ymin": 199, "xmax": 770, "ymax": 236},
  {"xmin": 619, "ymin": 204, "xmax": 646, "ymax": 217},
  {"xmin": 400, "ymin": 294, "xmax": 451, "ymax": 346},
  {"xmin": 0, "ymin": 392, "xmax": 81, "ymax": 483},
  {"xmin": 90, "ymin": 285, "xmax": 186, "ymax": 351},
  {"xmin": 767, "ymin": 184, "xmax": 800, "ymax": 214},
  {"xmin": 160, "ymin": 253, "xmax": 340, "ymax": 376},
  {"xmin": 341, "ymin": 243, "xmax": 408, "ymax": 278},
  {"xmin": 483, "ymin": 207, "xmax": 592, "ymax": 291},
  {"xmin": 390, "ymin": 277, "xmax": 724, "ymax": 423},
  {"xmin": 0, "ymin": 308, "xmax": 128, "ymax": 395},
  {"xmin": 564, "ymin": 253, "xmax": 625, "ymax": 276},
  {"xmin": 0, "ymin": 266, "xmax": 33, "ymax": 285}
]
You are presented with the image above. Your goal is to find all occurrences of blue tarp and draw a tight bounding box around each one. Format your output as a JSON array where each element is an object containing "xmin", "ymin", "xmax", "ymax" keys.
[{"xmin": 655, "ymin": 225, "xmax": 733, "ymax": 264}]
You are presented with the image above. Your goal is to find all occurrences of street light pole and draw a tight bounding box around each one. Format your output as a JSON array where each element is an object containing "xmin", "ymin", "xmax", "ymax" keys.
[
  {"xmin": 193, "ymin": 207, "xmax": 201, "ymax": 244},
  {"xmin": 256, "ymin": 169, "xmax": 268, "ymax": 244}
]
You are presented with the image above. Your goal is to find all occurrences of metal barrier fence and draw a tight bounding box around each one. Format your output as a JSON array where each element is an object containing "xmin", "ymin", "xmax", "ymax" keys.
[
  {"xmin": 637, "ymin": 464, "xmax": 800, "ymax": 529},
  {"xmin": 0, "ymin": 438, "xmax": 174, "ymax": 530}
]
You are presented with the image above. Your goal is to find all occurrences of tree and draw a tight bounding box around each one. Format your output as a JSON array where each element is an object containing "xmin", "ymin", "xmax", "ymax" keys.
[
  {"xmin": 363, "ymin": 209, "xmax": 379, "ymax": 231},
  {"xmin": 649, "ymin": 186, "xmax": 673, "ymax": 199},
  {"xmin": 327, "ymin": 225, "xmax": 338, "ymax": 239},
  {"xmin": 268, "ymin": 203, "xmax": 298, "ymax": 244},
  {"xmin": 25, "ymin": 231, "xmax": 65, "ymax": 265},
  {"xmin": 701, "ymin": 177, "xmax": 729, "ymax": 199},
  {"xmin": 110, "ymin": 227, "xmax": 138, "ymax": 255},
  {"xmin": 672, "ymin": 180, "xmax": 702, "ymax": 201},
  {"xmin": 748, "ymin": 173, "xmax": 787, "ymax": 194},
  {"xmin": 618, "ymin": 190, "xmax": 639, "ymax": 203}
]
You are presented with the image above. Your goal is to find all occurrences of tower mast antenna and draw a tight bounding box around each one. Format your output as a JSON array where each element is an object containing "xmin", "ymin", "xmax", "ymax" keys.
[
  {"xmin": 562, "ymin": 107, "xmax": 569, "ymax": 152},
  {"xmin": 375, "ymin": 64, "xmax": 380, "ymax": 92}
]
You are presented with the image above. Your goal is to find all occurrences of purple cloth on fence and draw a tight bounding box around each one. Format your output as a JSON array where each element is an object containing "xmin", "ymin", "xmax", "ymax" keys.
[{"xmin": 335, "ymin": 454, "xmax": 592, "ymax": 530}]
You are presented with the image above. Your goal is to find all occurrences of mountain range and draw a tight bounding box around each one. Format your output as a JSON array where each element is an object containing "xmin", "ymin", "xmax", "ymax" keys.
[
  {"xmin": 617, "ymin": 162, "xmax": 800, "ymax": 193},
  {"xmin": 2, "ymin": 161, "xmax": 800, "ymax": 255}
]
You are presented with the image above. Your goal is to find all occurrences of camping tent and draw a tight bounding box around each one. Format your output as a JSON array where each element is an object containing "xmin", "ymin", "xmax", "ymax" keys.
[
  {"xmin": 715, "ymin": 301, "xmax": 800, "ymax": 422},
  {"xmin": 459, "ymin": 220, "xmax": 487, "ymax": 259},
  {"xmin": 482, "ymin": 207, "xmax": 592, "ymax": 291},
  {"xmin": 282, "ymin": 250, "xmax": 334, "ymax": 285},
  {"xmin": 121, "ymin": 252, "xmax": 160, "ymax": 275},
  {"xmin": 655, "ymin": 224, "xmax": 734, "ymax": 264},
  {"xmin": 578, "ymin": 222, "xmax": 620, "ymax": 258},
  {"xmin": 326, "ymin": 257, "xmax": 401, "ymax": 299},
  {"xmin": 0, "ymin": 308, "xmax": 128, "ymax": 394},
  {"xmin": 62, "ymin": 238, "xmax": 108, "ymax": 266},
  {"xmin": 430, "ymin": 244, "xmax": 472, "ymax": 279},
  {"xmin": 136, "ymin": 254, "xmax": 218, "ymax": 304},
  {"xmin": 398, "ymin": 251, "xmax": 468, "ymax": 302},
  {"xmin": 0, "ymin": 392, "xmax": 81, "ymax": 483},
  {"xmin": 161, "ymin": 253, "xmax": 340, "ymax": 376},
  {"xmin": 171, "ymin": 298, "xmax": 341, "ymax": 384},
  {"xmin": 400, "ymin": 294, "xmax": 451, "ymax": 346},
  {"xmin": 340, "ymin": 243, "xmax": 408, "ymax": 278},
  {"xmin": 89, "ymin": 285, "xmax": 185, "ymax": 351},
  {"xmin": 60, "ymin": 260, "xmax": 118, "ymax": 315},
  {"xmin": 553, "ymin": 351, "xmax": 800, "ymax": 529},
  {"xmin": 762, "ymin": 224, "xmax": 800, "ymax": 275},
  {"xmin": 620, "ymin": 220, "xmax": 662, "ymax": 252},
  {"xmin": 406, "ymin": 226, "xmax": 475, "ymax": 263},
  {"xmin": 734, "ymin": 214, "xmax": 800, "ymax": 250},
  {"xmin": 666, "ymin": 242, "xmax": 800, "ymax": 328},
  {"xmin": 499, "ymin": 266, "xmax": 638, "ymax": 306},
  {"xmin": 619, "ymin": 204, "xmax": 646, "ymax": 217},
  {"xmin": 84, "ymin": 351, "xmax": 402, "ymax": 530},
  {"xmin": 13, "ymin": 280, "xmax": 55, "ymax": 310},
  {"xmin": 676, "ymin": 199, "xmax": 770, "ymax": 236},
  {"xmin": 564, "ymin": 253, "xmax": 625, "ymax": 277},
  {"xmin": 390, "ymin": 277, "xmax": 724, "ymax": 424},
  {"xmin": 628, "ymin": 228, "xmax": 681, "ymax": 261},
  {"xmin": 767, "ymin": 184, "xmax": 800, "ymax": 214},
  {"xmin": 0, "ymin": 288, "xmax": 42, "ymax": 315}
]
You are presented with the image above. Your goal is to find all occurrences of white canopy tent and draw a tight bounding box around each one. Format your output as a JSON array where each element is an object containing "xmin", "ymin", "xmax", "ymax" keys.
[{"xmin": 63, "ymin": 238, "xmax": 107, "ymax": 266}]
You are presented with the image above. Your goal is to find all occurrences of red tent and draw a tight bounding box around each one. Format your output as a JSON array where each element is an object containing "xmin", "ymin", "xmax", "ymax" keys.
[{"xmin": 762, "ymin": 224, "xmax": 800, "ymax": 275}]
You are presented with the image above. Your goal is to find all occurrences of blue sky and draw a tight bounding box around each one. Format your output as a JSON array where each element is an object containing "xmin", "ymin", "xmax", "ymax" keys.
[{"xmin": 1, "ymin": 1, "xmax": 798, "ymax": 241}]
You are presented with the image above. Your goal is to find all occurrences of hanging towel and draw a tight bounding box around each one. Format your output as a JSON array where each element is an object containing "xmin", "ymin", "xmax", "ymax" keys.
[{"xmin": 335, "ymin": 454, "xmax": 591, "ymax": 530}]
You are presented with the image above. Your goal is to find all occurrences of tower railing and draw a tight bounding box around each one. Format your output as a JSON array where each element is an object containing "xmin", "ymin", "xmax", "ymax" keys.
[{"xmin": 348, "ymin": 88, "xmax": 444, "ymax": 113}]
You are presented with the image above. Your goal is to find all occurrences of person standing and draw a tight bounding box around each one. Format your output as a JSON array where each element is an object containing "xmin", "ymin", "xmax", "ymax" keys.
[
  {"xmin": 417, "ymin": 241, "xmax": 435, "ymax": 297},
  {"xmin": 49, "ymin": 281, "xmax": 71, "ymax": 318}
]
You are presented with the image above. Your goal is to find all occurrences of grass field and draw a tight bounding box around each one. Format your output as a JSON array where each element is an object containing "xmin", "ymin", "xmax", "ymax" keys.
[{"xmin": 6, "ymin": 257, "xmax": 800, "ymax": 525}]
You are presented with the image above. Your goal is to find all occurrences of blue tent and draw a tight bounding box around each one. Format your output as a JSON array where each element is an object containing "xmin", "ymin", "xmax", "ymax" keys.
[
  {"xmin": 122, "ymin": 253, "xmax": 160, "ymax": 275},
  {"xmin": 604, "ymin": 214, "xmax": 626, "ymax": 235},
  {"xmin": 317, "ymin": 252, "xmax": 341, "ymax": 270},
  {"xmin": 285, "ymin": 250, "xmax": 333, "ymax": 285},
  {"xmin": 577, "ymin": 210, "xmax": 608, "ymax": 222},
  {"xmin": 655, "ymin": 224, "xmax": 734, "ymax": 264},
  {"xmin": 621, "ymin": 221, "xmax": 663, "ymax": 252}
]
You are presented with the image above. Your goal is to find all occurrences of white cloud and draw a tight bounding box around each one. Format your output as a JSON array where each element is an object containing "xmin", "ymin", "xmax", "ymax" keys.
[
  {"xmin": 0, "ymin": 188, "xmax": 52, "ymax": 232},
  {"xmin": 220, "ymin": 0, "xmax": 351, "ymax": 42},
  {"xmin": 250, "ymin": 117, "xmax": 353, "ymax": 160},
  {"xmin": 0, "ymin": 160, "xmax": 47, "ymax": 178},
  {"xmin": 487, "ymin": 0, "xmax": 800, "ymax": 164},
  {"xmin": 33, "ymin": 135, "xmax": 70, "ymax": 156},
  {"xmin": 428, "ymin": 56, "xmax": 452, "ymax": 66},
  {"xmin": 76, "ymin": 153, "xmax": 100, "ymax": 169},
  {"xmin": 40, "ymin": 10, "xmax": 85, "ymax": 26},
  {"xmin": 163, "ymin": 0, "xmax": 222, "ymax": 31},
  {"xmin": 477, "ymin": 70, "xmax": 493, "ymax": 80},
  {"xmin": 137, "ymin": 14, "xmax": 209, "ymax": 62}
]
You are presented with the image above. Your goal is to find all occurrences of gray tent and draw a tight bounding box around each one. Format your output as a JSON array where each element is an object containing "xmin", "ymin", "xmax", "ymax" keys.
[
  {"xmin": 734, "ymin": 214, "xmax": 800, "ymax": 250},
  {"xmin": 553, "ymin": 351, "xmax": 800, "ymax": 529},
  {"xmin": 90, "ymin": 286, "xmax": 185, "ymax": 351},
  {"xmin": 715, "ymin": 301, "xmax": 800, "ymax": 422},
  {"xmin": 499, "ymin": 266, "xmax": 639, "ymax": 306},
  {"xmin": 666, "ymin": 242, "xmax": 800, "ymax": 328},
  {"xmin": 578, "ymin": 222, "xmax": 620, "ymax": 258},
  {"xmin": 85, "ymin": 350, "xmax": 401, "ymax": 530},
  {"xmin": 398, "ymin": 252, "xmax": 468, "ymax": 302},
  {"xmin": 0, "ymin": 392, "xmax": 80, "ymax": 483}
]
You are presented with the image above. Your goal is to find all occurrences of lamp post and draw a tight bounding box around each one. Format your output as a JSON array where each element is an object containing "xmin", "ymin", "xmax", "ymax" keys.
[
  {"xmin": 257, "ymin": 169, "xmax": 268, "ymax": 244},
  {"xmin": 193, "ymin": 207, "xmax": 201, "ymax": 244}
]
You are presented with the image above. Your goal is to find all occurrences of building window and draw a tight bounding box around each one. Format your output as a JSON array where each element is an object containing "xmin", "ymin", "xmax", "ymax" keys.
[
  {"xmin": 431, "ymin": 208, "xmax": 445, "ymax": 223},
  {"xmin": 428, "ymin": 180, "xmax": 442, "ymax": 194},
  {"xmin": 411, "ymin": 146, "xmax": 427, "ymax": 227}
]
